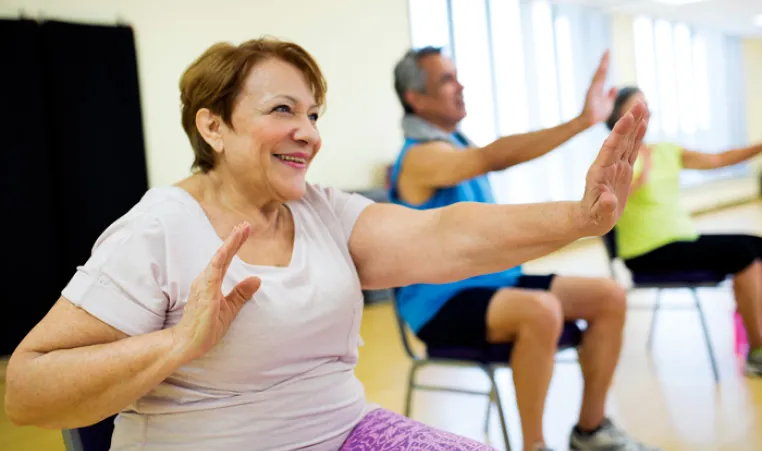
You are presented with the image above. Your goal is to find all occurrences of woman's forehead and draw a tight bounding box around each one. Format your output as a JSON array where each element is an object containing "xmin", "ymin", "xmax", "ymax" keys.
[{"xmin": 241, "ymin": 59, "xmax": 317, "ymax": 106}]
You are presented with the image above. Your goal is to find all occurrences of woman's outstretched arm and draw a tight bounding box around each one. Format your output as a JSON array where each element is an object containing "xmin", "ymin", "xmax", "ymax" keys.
[
  {"xmin": 682, "ymin": 143, "xmax": 762, "ymax": 170},
  {"xmin": 350, "ymin": 102, "xmax": 649, "ymax": 290}
]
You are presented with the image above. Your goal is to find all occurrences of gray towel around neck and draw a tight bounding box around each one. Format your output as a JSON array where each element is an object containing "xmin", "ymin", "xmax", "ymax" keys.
[{"xmin": 401, "ymin": 114, "xmax": 475, "ymax": 147}]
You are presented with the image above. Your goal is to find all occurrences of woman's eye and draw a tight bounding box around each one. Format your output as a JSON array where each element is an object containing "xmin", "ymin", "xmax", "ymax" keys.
[
  {"xmin": 273, "ymin": 105, "xmax": 292, "ymax": 114},
  {"xmin": 309, "ymin": 113, "xmax": 319, "ymax": 121}
]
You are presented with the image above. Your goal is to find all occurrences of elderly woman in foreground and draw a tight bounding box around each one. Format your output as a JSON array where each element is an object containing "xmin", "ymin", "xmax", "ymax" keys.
[{"xmin": 5, "ymin": 38, "xmax": 648, "ymax": 451}]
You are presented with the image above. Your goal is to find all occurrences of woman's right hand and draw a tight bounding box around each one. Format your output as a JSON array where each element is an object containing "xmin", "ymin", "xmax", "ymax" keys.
[{"xmin": 172, "ymin": 223, "xmax": 261, "ymax": 364}]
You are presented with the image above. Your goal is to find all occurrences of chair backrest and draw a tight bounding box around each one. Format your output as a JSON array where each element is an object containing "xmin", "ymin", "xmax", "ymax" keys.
[
  {"xmin": 62, "ymin": 416, "xmax": 116, "ymax": 451},
  {"xmin": 601, "ymin": 228, "xmax": 618, "ymax": 260},
  {"xmin": 601, "ymin": 228, "xmax": 619, "ymax": 278},
  {"xmin": 390, "ymin": 292, "xmax": 424, "ymax": 361}
]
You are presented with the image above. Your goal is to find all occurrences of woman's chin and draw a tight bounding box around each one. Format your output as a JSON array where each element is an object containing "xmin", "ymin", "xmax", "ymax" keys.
[{"xmin": 273, "ymin": 178, "xmax": 307, "ymax": 202}]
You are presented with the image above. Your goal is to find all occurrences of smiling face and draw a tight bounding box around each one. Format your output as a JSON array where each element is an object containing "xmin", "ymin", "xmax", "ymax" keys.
[{"xmin": 198, "ymin": 58, "xmax": 322, "ymax": 202}]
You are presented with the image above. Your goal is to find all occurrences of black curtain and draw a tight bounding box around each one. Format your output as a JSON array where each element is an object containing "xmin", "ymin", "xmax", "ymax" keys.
[
  {"xmin": 1, "ymin": 19, "xmax": 148, "ymax": 355},
  {"xmin": 1, "ymin": 19, "xmax": 60, "ymax": 355},
  {"xmin": 41, "ymin": 21, "xmax": 148, "ymax": 291}
]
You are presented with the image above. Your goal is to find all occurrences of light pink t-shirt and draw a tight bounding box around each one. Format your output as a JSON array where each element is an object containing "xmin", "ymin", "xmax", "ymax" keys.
[{"xmin": 61, "ymin": 184, "xmax": 376, "ymax": 451}]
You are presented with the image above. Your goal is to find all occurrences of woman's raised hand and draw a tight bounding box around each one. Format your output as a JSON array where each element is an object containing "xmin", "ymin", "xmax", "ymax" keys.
[{"xmin": 172, "ymin": 223, "xmax": 261, "ymax": 363}]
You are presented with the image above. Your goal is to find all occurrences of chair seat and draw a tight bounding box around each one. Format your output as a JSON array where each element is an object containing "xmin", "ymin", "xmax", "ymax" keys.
[
  {"xmin": 426, "ymin": 321, "xmax": 584, "ymax": 364},
  {"xmin": 62, "ymin": 415, "xmax": 116, "ymax": 451},
  {"xmin": 631, "ymin": 270, "xmax": 726, "ymax": 287}
]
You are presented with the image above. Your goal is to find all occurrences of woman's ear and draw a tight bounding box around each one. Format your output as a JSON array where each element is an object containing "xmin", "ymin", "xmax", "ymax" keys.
[{"xmin": 195, "ymin": 108, "xmax": 225, "ymax": 153}]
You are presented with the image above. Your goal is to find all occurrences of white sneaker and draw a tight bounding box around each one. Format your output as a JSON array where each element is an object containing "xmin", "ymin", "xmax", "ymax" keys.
[{"xmin": 569, "ymin": 418, "xmax": 660, "ymax": 451}]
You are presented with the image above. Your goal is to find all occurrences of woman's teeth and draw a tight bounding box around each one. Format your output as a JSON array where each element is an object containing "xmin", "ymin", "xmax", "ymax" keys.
[{"xmin": 275, "ymin": 155, "xmax": 306, "ymax": 164}]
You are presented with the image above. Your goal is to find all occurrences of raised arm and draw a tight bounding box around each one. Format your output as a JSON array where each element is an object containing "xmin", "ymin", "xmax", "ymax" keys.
[
  {"xmin": 682, "ymin": 142, "xmax": 762, "ymax": 170},
  {"xmin": 353, "ymin": 102, "xmax": 649, "ymax": 290},
  {"xmin": 400, "ymin": 117, "xmax": 590, "ymax": 189},
  {"xmin": 5, "ymin": 224, "xmax": 260, "ymax": 429},
  {"xmin": 400, "ymin": 51, "xmax": 616, "ymax": 190}
]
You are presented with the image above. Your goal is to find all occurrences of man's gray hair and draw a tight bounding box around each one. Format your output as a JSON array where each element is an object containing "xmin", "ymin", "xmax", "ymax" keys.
[{"xmin": 393, "ymin": 46, "xmax": 442, "ymax": 114}]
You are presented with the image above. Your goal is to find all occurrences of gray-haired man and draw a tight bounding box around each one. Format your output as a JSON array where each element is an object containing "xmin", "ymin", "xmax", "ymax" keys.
[{"xmin": 388, "ymin": 47, "xmax": 658, "ymax": 451}]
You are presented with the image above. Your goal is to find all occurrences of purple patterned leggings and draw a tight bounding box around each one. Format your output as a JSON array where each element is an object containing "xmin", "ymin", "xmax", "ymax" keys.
[{"xmin": 340, "ymin": 408, "xmax": 497, "ymax": 450}]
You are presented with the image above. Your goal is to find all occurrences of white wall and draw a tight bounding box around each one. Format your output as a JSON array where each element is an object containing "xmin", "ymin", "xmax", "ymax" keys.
[
  {"xmin": 1, "ymin": 0, "xmax": 411, "ymax": 190},
  {"xmin": 610, "ymin": 13, "xmax": 637, "ymax": 87}
]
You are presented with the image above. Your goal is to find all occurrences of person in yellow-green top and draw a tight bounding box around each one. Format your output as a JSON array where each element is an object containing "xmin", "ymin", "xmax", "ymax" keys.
[{"xmin": 606, "ymin": 87, "xmax": 762, "ymax": 376}]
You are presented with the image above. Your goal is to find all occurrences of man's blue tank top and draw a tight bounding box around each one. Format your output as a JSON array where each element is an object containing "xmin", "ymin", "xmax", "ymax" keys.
[{"xmin": 388, "ymin": 132, "xmax": 523, "ymax": 333}]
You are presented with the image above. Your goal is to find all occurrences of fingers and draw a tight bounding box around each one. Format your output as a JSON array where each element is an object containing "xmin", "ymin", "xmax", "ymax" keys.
[
  {"xmin": 593, "ymin": 99, "xmax": 648, "ymax": 167},
  {"xmin": 208, "ymin": 222, "xmax": 251, "ymax": 284},
  {"xmin": 624, "ymin": 103, "xmax": 650, "ymax": 164},
  {"xmin": 629, "ymin": 114, "xmax": 650, "ymax": 165},
  {"xmin": 595, "ymin": 50, "xmax": 609, "ymax": 77},
  {"xmin": 590, "ymin": 50, "xmax": 610, "ymax": 86},
  {"xmin": 594, "ymin": 109, "xmax": 634, "ymax": 166},
  {"xmin": 607, "ymin": 86, "xmax": 618, "ymax": 101},
  {"xmin": 226, "ymin": 276, "xmax": 262, "ymax": 309}
]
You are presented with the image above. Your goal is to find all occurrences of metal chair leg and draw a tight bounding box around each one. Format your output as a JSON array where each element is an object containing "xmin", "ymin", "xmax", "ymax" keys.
[
  {"xmin": 484, "ymin": 396, "xmax": 492, "ymax": 437},
  {"xmin": 646, "ymin": 289, "xmax": 662, "ymax": 351},
  {"xmin": 487, "ymin": 368, "xmax": 511, "ymax": 451},
  {"xmin": 692, "ymin": 289, "xmax": 719, "ymax": 383},
  {"xmin": 404, "ymin": 362, "xmax": 419, "ymax": 417}
]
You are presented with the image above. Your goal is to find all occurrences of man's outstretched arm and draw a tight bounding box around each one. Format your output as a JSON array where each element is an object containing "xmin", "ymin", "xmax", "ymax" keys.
[{"xmin": 401, "ymin": 51, "xmax": 617, "ymax": 189}]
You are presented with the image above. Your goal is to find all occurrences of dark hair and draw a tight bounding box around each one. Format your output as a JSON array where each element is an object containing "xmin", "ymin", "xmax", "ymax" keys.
[
  {"xmin": 179, "ymin": 38, "xmax": 327, "ymax": 173},
  {"xmin": 393, "ymin": 46, "xmax": 443, "ymax": 114},
  {"xmin": 606, "ymin": 86, "xmax": 641, "ymax": 131}
]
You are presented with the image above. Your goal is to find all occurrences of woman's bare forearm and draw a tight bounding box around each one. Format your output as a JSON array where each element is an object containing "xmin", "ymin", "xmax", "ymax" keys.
[
  {"xmin": 482, "ymin": 116, "xmax": 589, "ymax": 171},
  {"xmin": 426, "ymin": 201, "xmax": 586, "ymax": 283},
  {"xmin": 5, "ymin": 328, "xmax": 186, "ymax": 429},
  {"xmin": 718, "ymin": 143, "xmax": 762, "ymax": 168}
]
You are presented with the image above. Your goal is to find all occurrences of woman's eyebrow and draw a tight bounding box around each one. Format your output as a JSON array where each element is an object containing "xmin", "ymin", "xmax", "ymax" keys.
[{"xmin": 270, "ymin": 94, "xmax": 318, "ymax": 109}]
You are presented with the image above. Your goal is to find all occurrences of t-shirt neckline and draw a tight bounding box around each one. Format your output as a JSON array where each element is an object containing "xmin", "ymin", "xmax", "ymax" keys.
[{"xmin": 157, "ymin": 185, "xmax": 302, "ymax": 272}]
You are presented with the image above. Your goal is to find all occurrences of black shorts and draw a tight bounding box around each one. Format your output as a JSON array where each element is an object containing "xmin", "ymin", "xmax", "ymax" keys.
[
  {"xmin": 417, "ymin": 274, "xmax": 556, "ymax": 348},
  {"xmin": 624, "ymin": 234, "xmax": 762, "ymax": 276}
]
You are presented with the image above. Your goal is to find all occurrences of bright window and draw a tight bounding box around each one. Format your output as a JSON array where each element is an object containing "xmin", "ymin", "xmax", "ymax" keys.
[
  {"xmin": 451, "ymin": 0, "xmax": 497, "ymax": 146},
  {"xmin": 408, "ymin": 0, "xmax": 451, "ymax": 51},
  {"xmin": 633, "ymin": 16, "xmax": 660, "ymax": 135},
  {"xmin": 632, "ymin": 14, "xmax": 745, "ymax": 185}
]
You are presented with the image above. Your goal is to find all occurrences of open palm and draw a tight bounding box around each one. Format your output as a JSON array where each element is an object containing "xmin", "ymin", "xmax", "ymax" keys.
[
  {"xmin": 581, "ymin": 50, "xmax": 617, "ymax": 126},
  {"xmin": 580, "ymin": 101, "xmax": 650, "ymax": 235},
  {"xmin": 174, "ymin": 223, "xmax": 262, "ymax": 363}
]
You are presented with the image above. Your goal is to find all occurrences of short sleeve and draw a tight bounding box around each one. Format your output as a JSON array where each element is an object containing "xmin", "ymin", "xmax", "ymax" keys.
[
  {"xmin": 666, "ymin": 142, "xmax": 685, "ymax": 170},
  {"xmin": 61, "ymin": 213, "xmax": 169, "ymax": 336},
  {"xmin": 313, "ymin": 185, "xmax": 375, "ymax": 242}
]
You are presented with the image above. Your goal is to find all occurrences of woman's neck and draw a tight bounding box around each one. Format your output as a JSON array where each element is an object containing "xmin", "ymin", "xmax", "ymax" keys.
[{"xmin": 188, "ymin": 171, "xmax": 285, "ymax": 234}]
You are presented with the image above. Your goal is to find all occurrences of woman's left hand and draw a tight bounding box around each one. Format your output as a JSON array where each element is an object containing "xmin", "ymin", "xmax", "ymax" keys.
[{"xmin": 578, "ymin": 100, "xmax": 650, "ymax": 236}]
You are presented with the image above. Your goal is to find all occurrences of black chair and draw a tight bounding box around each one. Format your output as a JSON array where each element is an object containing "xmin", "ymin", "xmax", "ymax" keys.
[
  {"xmin": 601, "ymin": 228, "xmax": 727, "ymax": 382},
  {"xmin": 62, "ymin": 415, "xmax": 116, "ymax": 451},
  {"xmin": 392, "ymin": 295, "xmax": 584, "ymax": 450}
]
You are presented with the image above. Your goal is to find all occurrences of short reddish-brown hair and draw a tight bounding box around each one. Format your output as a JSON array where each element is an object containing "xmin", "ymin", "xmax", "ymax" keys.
[{"xmin": 179, "ymin": 37, "xmax": 327, "ymax": 172}]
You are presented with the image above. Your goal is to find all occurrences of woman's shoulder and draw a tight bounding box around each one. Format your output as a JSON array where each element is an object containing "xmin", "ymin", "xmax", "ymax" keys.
[
  {"xmin": 649, "ymin": 142, "xmax": 683, "ymax": 153},
  {"xmin": 296, "ymin": 183, "xmax": 374, "ymax": 214},
  {"xmin": 94, "ymin": 187, "xmax": 203, "ymax": 247},
  {"xmin": 294, "ymin": 183, "xmax": 375, "ymax": 243}
]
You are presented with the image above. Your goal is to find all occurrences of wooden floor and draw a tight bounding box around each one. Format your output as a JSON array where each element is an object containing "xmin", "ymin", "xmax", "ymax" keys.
[{"xmin": 4, "ymin": 202, "xmax": 762, "ymax": 450}]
